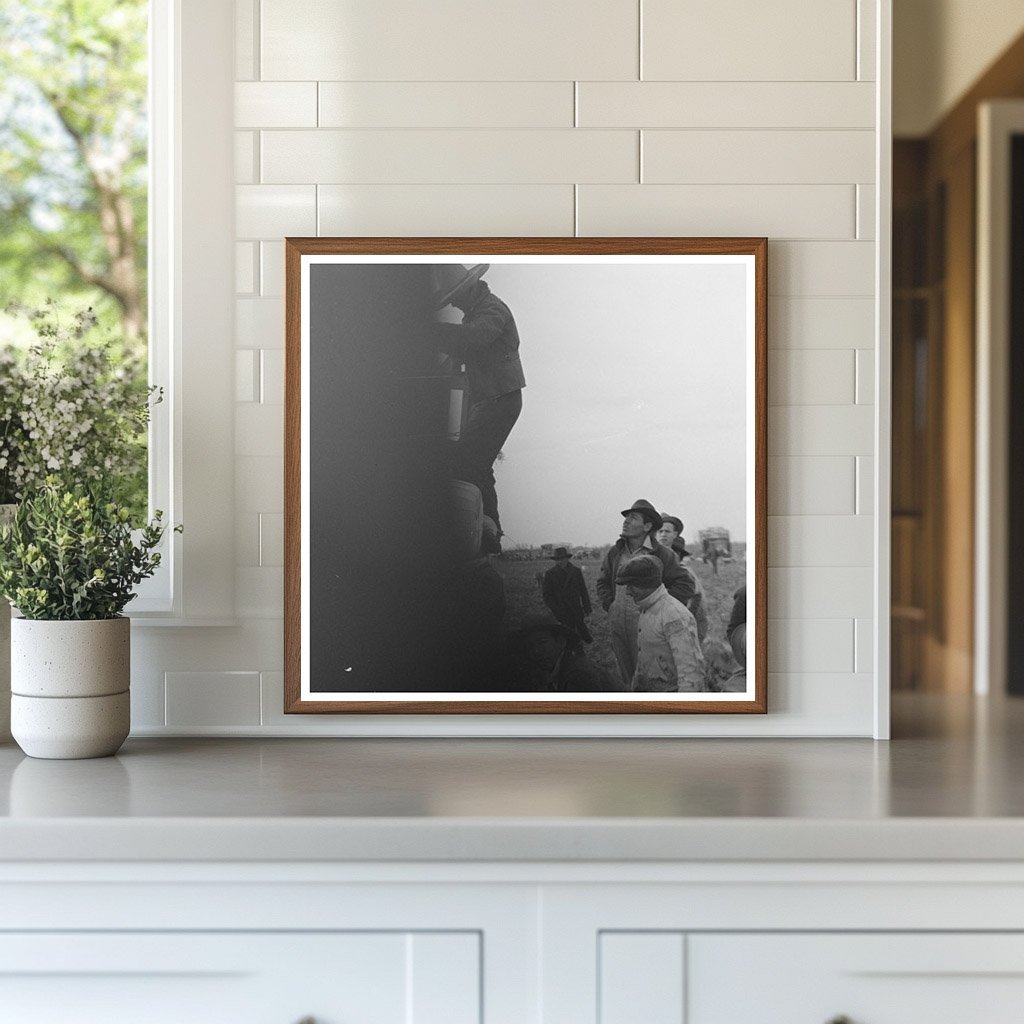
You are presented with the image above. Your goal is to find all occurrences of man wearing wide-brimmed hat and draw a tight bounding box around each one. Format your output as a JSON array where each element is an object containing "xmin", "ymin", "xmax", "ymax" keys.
[
  {"xmin": 431, "ymin": 263, "xmax": 526, "ymax": 546},
  {"xmin": 596, "ymin": 498, "xmax": 697, "ymax": 687},
  {"xmin": 542, "ymin": 546, "xmax": 593, "ymax": 645}
]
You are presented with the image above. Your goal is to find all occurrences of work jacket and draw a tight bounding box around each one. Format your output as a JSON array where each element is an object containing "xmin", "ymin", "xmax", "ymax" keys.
[
  {"xmin": 595, "ymin": 536, "xmax": 696, "ymax": 612},
  {"xmin": 432, "ymin": 283, "xmax": 526, "ymax": 402},
  {"xmin": 633, "ymin": 585, "xmax": 704, "ymax": 693}
]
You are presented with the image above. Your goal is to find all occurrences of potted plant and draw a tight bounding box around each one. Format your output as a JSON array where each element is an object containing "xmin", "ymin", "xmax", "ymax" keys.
[
  {"xmin": 0, "ymin": 479, "xmax": 174, "ymax": 758},
  {"xmin": 0, "ymin": 301, "xmax": 158, "ymax": 746}
]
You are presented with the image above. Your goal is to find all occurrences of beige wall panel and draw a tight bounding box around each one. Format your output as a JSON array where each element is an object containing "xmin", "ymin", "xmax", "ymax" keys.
[
  {"xmin": 769, "ymin": 297, "xmax": 875, "ymax": 349},
  {"xmin": 236, "ymin": 82, "xmax": 318, "ymax": 128},
  {"xmin": 579, "ymin": 82, "xmax": 874, "ymax": 129},
  {"xmin": 577, "ymin": 184, "xmax": 854, "ymax": 238},
  {"xmin": 235, "ymin": 185, "xmax": 316, "ymax": 237},
  {"xmin": 769, "ymin": 241, "xmax": 875, "ymax": 296},
  {"xmin": 261, "ymin": 130, "xmax": 638, "ymax": 184},
  {"xmin": 770, "ymin": 406, "xmax": 874, "ymax": 456},
  {"xmin": 261, "ymin": 0, "xmax": 639, "ymax": 81},
  {"xmin": 770, "ymin": 567, "xmax": 874, "ymax": 619},
  {"xmin": 642, "ymin": 0, "xmax": 857, "ymax": 81},
  {"xmin": 768, "ymin": 457, "xmax": 856, "ymax": 515},
  {"xmin": 768, "ymin": 515, "xmax": 874, "ymax": 567},
  {"xmin": 643, "ymin": 130, "xmax": 874, "ymax": 185},
  {"xmin": 769, "ymin": 619, "xmax": 856, "ymax": 673},
  {"xmin": 319, "ymin": 82, "xmax": 574, "ymax": 128},
  {"xmin": 318, "ymin": 184, "xmax": 575, "ymax": 236},
  {"xmin": 769, "ymin": 350, "xmax": 856, "ymax": 406}
]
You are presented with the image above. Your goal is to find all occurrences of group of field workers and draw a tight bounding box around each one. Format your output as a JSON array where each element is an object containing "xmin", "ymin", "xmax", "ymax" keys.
[{"xmin": 432, "ymin": 263, "xmax": 745, "ymax": 694}]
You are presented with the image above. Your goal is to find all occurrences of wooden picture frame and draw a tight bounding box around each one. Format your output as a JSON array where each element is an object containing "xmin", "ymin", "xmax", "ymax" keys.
[{"xmin": 284, "ymin": 238, "xmax": 767, "ymax": 715}]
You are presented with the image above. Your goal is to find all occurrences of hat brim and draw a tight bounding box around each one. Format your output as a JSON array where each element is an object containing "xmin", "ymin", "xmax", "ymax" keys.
[
  {"xmin": 620, "ymin": 507, "xmax": 663, "ymax": 529},
  {"xmin": 434, "ymin": 263, "xmax": 489, "ymax": 309}
]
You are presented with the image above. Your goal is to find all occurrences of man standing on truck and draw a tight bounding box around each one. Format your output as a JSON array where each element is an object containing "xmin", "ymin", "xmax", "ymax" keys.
[{"xmin": 431, "ymin": 264, "xmax": 525, "ymax": 550}]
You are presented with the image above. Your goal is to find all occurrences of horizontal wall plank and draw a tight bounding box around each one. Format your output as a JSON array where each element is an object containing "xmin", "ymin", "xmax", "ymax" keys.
[
  {"xmin": 235, "ymin": 0, "xmax": 256, "ymax": 81},
  {"xmin": 235, "ymin": 242, "xmax": 255, "ymax": 294},
  {"xmin": 236, "ymin": 82, "xmax": 317, "ymax": 127},
  {"xmin": 236, "ymin": 184, "xmax": 316, "ymax": 237},
  {"xmin": 579, "ymin": 82, "xmax": 874, "ymax": 129},
  {"xmin": 858, "ymin": 0, "xmax": 877, "ymax": 82},
  {"xmin": 235, "ymin": 456, "xmax": 284, "ymax": 513},
  {"xmin": 769, "ymin": 297, "xmax": 875, "ymax": 349},
  {"xmin": 768, "ymin": 515, "xmax": 874, "ymax": 566},
  {"xmin": 761, "ymin": 672, "xmax": 874, "ymax": 733},
  {"xmin": 769, "ymin": 350, "xmax": 856, "ymax": 406},
  {"xmin": 235, "ymin": 567, "xmax": 285, "ymax": 618},
  {"xmin": 165, "ymin": 672, "xmax": 262, "ymax": 728},
  {"xmin": 769, "ymin": 567, "xmax": 874, "ymax": 619},
  {"xmin": 260, "ymin": 241, "xmax": 285, "ymax": 297},
  {"xmin": 577, "ymin": 184, "xmax": 854, "ymax": 238},
  {"xmin": 770, "ymin": 405, "xmax": 874, "ymax": 455},
  {"xmin": 320, "ymin": 82, "xmax": 574, "ymax": 128},
  {"xmin": 319, "ymin": 184, "xmax": 575, "ymax": 235},
  {"xmin": 768, "ymin": 457, "xmax": 856, "ymax": 515},
  {"xmin": 235, "ymin": 349, "xmax": 259, "ymax": 403},
  {"xmin": 235, "ymin": 298, "xmax": 285, "ymax": 351},
  {"xmin": 857, "ymin": 455, "xmax": 875, "ymax": 514},
  {"xmin": 856, "ymin": 349, "xmax": 875, "ymax": 404},
  {"xmin": 259, "ymin": 514, "xmax": 284, "ymax": 567},
  {"xmin": 235, "ymin": 131, "xmax": 256, "ymax": 184},
  {"xmin": 261, "ymin": 0, "xmax": 639, "ymax": 81},
  {"xmin": 855, "ymin": 618, "xmax": 873, "ymax": 673},
  {"xmin": 643, "ymin": 130, "xmax": 874, "ymax": 185},
  {"xmin": 642, "ymin": 0, "xmax": 857, "ymax": 81},
  {"xmin": 261, "ymin": 350, "xmax": 285, "ymax": 404},
  {"xmin": 261, "ymin": 130, "xmax": 638, "ymax": 184},
  {"xmin": 769, "ymin": 241, "xmax": 875, "ymax": 296},
  {"xmin": 856, "ymin": 183, "xmax": 876, "ymax": 239},
  {"xmin": 769, "ymin": 619, "xmax": 855, "ymax": 673},
  {"xmin": 235, "ymin": 404, "xmax": 283, "ymax": 457}
]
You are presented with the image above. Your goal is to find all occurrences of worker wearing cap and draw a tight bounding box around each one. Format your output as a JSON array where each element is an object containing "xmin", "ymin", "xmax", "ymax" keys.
[
  {"xmin": 596, "ymin": 498, "xmax": 697, "ymax": 687},
  {"xmin": 656, "ymin": 513, "xmax": 709, "ymax": 641},
  {"xmin": 615, "ymin": 555, "xmax": 704, "ymax": 693},
  {"xmin": 431, "ymin": 264, "xmax": 525, "ymax": 545}
]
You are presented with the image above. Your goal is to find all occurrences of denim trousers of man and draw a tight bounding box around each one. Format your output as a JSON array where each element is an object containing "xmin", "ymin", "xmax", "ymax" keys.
[{"xmin": 454, "ymin": 389, "xmax": 523, "ymax": 534}]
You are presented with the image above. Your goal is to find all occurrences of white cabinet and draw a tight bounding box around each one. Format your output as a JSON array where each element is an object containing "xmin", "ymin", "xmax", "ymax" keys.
[
  {"xmin": 689, "ymin": 934, "xmax": 1024, "ymax": 1024},
  {"xmin": 0, "ymin": 932, "xmax": 480, "ymax": 1024},
  {"xmin": 4, "ymin": 862, "xmax": 1024, "ymax": 1023}
]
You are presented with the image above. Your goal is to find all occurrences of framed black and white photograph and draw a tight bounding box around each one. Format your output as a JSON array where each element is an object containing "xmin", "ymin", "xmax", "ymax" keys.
[{"xmin": 284, "ymin": 237, "xmax": 766, "ymax": 715}]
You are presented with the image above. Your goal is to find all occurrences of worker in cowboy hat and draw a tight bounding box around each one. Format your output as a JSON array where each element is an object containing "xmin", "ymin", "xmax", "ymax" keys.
[
  {"xmin": 542, "ymin": 546, "xmax": 593, "ymax": 645},
  {"xmin": 596, "ymin": 498, "xmax": 697, "ymax": 688},
  {"xmin": 430, "ymin": 263, "xmax": 525, "ymax": 547}
]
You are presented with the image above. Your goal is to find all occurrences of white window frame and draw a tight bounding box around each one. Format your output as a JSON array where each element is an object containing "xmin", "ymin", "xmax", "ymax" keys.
[{"xmin": 130, "ymin": 0, "xmax": 235, "ymax": 625}]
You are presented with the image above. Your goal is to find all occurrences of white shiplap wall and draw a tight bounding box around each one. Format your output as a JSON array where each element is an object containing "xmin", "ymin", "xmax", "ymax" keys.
[{"xmin": 134, "ymin": 0, "xmax": 886, "ymax": 737}]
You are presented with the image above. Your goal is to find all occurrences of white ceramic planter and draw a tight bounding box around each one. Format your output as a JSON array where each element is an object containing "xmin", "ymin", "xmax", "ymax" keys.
[{"xmin": 10, "ymin": 617, "xmax": 130, "ymax": 759}]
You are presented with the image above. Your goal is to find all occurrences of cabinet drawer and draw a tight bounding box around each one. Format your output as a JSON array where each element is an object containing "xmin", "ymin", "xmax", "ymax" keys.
[
  {"xmin": 0, "ymin": 932, "xmax": 480, "ymax": 1024},
  {"xmin": 688, "ymin": 933, "xmax": 1024, "ymax": 1024}
]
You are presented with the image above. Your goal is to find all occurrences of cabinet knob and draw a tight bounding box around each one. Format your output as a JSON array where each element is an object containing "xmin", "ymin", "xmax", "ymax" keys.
[
  {"xmin": 826, "ymin": 1017, "xmax": 854, "ymax": 1024},
  {"xmin": 293, "ymin": 1018, "xmax": 316, "ymax": 1024}
]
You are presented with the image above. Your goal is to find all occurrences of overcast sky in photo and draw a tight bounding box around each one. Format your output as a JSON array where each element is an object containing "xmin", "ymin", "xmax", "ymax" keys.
[{"xmin": 453, "ymin": 260, "xmax": 750, "ymax": 548}]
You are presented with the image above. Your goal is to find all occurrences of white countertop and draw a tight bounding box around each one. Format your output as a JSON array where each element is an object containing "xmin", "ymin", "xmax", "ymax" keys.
[{"xmin": 2, "ymin": 693, "xmax": 1023, "ymax": 862}]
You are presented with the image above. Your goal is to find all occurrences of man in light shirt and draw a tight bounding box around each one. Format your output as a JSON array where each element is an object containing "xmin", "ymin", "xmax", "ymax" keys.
[{"xmin": 615, "ymin": 555, "xmax": 704, "ymax": 693}]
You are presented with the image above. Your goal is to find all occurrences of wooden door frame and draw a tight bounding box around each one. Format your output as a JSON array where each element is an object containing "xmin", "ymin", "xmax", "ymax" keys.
[{"xmin": 975, "ymin": 100, "xmax": 1024, "ymax": 696}]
